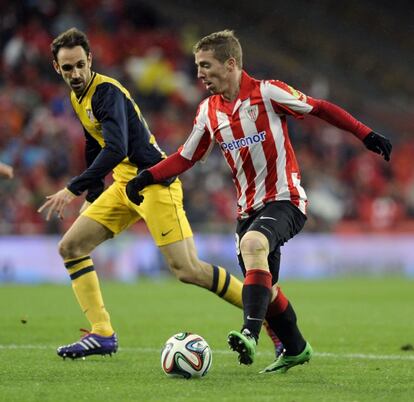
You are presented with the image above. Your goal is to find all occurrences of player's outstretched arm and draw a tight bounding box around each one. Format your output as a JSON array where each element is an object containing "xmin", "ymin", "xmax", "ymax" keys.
[
  {"xmin": 362, "ymin": 131, "xmax": 392, "ymax": 161},
  {"xmin": 309, "ymin": 99, "xmax": 392, "ymax": 161}
]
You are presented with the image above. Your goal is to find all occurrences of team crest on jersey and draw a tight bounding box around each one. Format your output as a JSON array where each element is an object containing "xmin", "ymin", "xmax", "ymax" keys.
[
  {"xmin": 86, "ymin": 109, "xmax": 95, "ymax": 123},
  {"xmin": 288, "ymin": 85, "xmax": 307, "ymax": 102},
  {"xmin": 245, "ymin": 105, "xmax": 259, "ymax": 122}
]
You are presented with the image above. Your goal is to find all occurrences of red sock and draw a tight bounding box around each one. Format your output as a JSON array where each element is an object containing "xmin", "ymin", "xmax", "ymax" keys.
[
  {"xmin": 265, "ymin": 286, "xmax": 306, "ymax": 355},
  {"xmin": 266, "ymin": 286, "xmax": 289, "ymax": 319}
]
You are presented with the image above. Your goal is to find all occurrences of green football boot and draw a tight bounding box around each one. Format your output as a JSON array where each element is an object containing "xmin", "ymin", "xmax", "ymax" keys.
[
  {"xmin": 260, "ymin": 342, "xmax": 313, "ymax": 374},
  {"xmin": 227, "ymin": 328, "xmax": 257, "ymax": 365}
]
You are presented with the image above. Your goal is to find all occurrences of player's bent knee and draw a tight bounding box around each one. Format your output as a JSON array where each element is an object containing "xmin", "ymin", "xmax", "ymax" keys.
[
  {"xmin": 240, "ymin": 232, "xmax": 269, "ymax": 257},
  {"xmin": 240, "ymin": 232, "xmax": 269, "ymax": 267},
  {"xmin": 58, "ymin": 239, "xmax": 70, "ymax": 259},
  {"xmin": 58, "ymin": 238, "xmax": 85, "ymax": 260}
]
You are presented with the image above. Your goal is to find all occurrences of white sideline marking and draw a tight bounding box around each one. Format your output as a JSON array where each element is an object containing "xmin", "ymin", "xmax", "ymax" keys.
[{"xmin": 1, "ymin": 344, "xmax": 414, "ymax": 361}]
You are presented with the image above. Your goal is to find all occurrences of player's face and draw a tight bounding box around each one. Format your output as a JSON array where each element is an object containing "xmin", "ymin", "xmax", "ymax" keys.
[
  {"xmin": 195, "ymin": 50, "xmax": 233, "ymax": 95},
  {"xmin": 53, "ymin": 46, "xmax": 92, "ymax": 96}
]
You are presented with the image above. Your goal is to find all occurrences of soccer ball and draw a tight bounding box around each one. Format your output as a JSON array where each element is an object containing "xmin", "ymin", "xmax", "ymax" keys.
[{"xmin": 160, "ymin": 332, "xmax": 212, "ymax": 379}]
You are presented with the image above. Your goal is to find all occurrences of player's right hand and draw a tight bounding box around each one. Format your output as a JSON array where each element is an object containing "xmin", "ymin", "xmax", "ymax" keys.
[
  {"xmin": 126, "ymin": 169, "xmax": 155, "ymax": 205},
  {"xmin": 37, "ymin": 188, "xmax": 76, "ymax": 221}
]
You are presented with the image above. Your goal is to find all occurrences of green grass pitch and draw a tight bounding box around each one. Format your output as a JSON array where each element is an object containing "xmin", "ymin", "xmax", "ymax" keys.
[{"xmin": 1, "ymin": 277, "xmax": 413, "ymax": 402}]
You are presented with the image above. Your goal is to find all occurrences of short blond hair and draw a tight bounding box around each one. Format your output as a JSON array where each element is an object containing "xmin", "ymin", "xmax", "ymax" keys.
[{"xmin": 193, "ymin": 30, "xmax": 243, "ymax": 68}]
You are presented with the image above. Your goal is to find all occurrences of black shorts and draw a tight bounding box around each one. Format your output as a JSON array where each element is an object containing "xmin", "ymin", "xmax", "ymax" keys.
[{"xmin": 235, "ymin": 201, "xmax": 306, "ymax": 284}]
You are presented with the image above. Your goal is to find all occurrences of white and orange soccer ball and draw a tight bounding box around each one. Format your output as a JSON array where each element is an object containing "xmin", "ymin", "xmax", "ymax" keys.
[{"xmin": 160, "ymin": 332, "xmax": 212, "ymax": 379}]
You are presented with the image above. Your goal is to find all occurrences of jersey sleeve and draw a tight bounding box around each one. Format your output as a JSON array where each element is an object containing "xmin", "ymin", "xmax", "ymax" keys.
[
  {"xmin": 263, "ymin": 80, "xmax": 371, "ymax": 140},
  {"xmin": 149, "ymin": 151, "xmax": 195, "ymax": 182},
  {"xmin": 67, "ymin": 83, "xmax": 128, "ymax": 196},
  {"xmin": 262, "ymin": 80, "xmax": 315, "ymax": 118},
  {"xmin": 309, "ymin": 98, "xmax": 372, "ymax": 140},
  {"xmin": 179, "ymin": 99, "xmax": 214, "ymax": 163}
]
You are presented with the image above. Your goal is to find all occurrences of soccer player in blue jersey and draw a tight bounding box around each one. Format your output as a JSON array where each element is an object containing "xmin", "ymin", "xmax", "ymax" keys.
[{"xmin": 38, "ymin": 28, "xmax": 283, "ymax": 359}]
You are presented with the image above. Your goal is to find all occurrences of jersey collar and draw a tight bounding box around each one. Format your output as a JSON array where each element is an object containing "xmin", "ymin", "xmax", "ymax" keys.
[
  {"xmin": 75, "ymin": 71, "xmax": 97, "ymax": 103},
  {"xmin": 238, "ymin": 70, "xmax": 257, "ymax": 100},
  {"xmin": 218, "ymin": 70, "xmax": 257, "ymax": 115}
]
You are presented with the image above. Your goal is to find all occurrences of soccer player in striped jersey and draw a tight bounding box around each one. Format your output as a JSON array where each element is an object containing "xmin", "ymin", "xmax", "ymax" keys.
[
  {"xmin": 126, "ymin": 30, "xmax": 392, "ymax": 373},
  {"xmin": 38, "ymin": 27, "xmax": 284, "ymax": 360}
]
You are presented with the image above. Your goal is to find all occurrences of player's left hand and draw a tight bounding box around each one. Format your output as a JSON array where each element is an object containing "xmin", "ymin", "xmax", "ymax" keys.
[
  {"xmin": 37, "ymin": 188, "xmax": 76, "ymax": 221},
  {"xmin": 363, "ymin": 131, "xmax": 392, "ymax": 161},
  {"xmin": 126, "ymin": 169, "xmax": 154, "ymax": 205}
]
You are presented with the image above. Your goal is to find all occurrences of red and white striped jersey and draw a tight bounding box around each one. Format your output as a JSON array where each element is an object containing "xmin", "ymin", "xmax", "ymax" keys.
[{"xmin": 180, "ymin": 71, "xmax": 316, "ymax": 219}]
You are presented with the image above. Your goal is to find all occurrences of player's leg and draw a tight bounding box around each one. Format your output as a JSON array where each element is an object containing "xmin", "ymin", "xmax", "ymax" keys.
[
  {"xmin": 256, "ymin": 248, "xmax": 312, "ymax": 373},
  {"xmin": 239, "ymin": 230, "xmax": 272, "ymax": 338},
  {"xmin": 58, "ymin": 215, "xmax": 114, "ymax": 336},
  {"xmin": 260, "ymin": 281, "xmax": 312, "ymax": 374},
  {"xmin": 57, "ymin": 183, "xmax": 139, "ymax": 359},
  {"xmin": 227, "ymin": 230, "xmax": 272, "ymax": 365},
  {"xmin": 244, "ymin": 201, "xmax": 312, "ymax": 373},
  {"xmin": 56, "ymin": 215, "xmax": 118, "ymax": 359},
  {"xmin": 159, "ymin": 236, "xmax": 242, "ymax": 308},
  {"xmin": 232, "ymin": 230, "xmax": 284, "ymax": 357},
  {"xmin": 138, "ymin": 179, "xmax": 244, "ymax": 308},
  {"xmin": 265, "ymin": 251, "xmax": 306, "ymax": 354}
]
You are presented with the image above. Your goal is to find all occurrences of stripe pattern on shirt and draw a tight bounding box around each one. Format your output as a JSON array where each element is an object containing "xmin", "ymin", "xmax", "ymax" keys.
[{"xmin": 181, "ymin": 73, "xmax": 312, "ymax": 218}]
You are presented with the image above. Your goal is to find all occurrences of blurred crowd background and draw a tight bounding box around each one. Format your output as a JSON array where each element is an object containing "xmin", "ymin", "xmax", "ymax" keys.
[{"xmin": 1, "ymin": 0, "xmax": 413, "ymax": 236}]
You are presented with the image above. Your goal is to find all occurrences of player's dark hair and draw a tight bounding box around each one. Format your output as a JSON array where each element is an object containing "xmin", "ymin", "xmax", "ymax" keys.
[
  {"xmin": 193, "ymin": 30, "xmax": 243, "ymax": 68},
  {"xmin": 51, "ymin": 27, "xmax": 90, "ymax": 61}
]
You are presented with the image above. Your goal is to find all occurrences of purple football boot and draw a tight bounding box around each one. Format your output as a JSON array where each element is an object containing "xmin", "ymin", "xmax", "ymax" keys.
[{"xmin": 57, "ymin": 329, "xmax": 118, "ymax": 359}]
